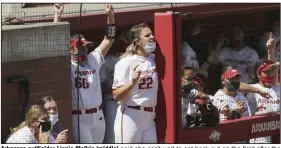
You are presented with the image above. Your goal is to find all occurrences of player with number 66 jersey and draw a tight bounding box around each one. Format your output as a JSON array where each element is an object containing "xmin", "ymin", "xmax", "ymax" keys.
[
  {"xmin": 67, "ymin": 4, "xmax": 116, "ymax": 143},
  {"xmin": 112, "ymin": 23, "xmax": 158, "ymax": 143}
]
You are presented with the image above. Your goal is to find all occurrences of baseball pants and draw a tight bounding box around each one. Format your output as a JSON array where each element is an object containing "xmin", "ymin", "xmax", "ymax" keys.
[
  {"xmin": 72, "ymin": 110, "xmax": 105, "ymax": 143},
  {"xmin": 114, "ymin": 105, "xmax": 157, "ymax": 143},
  {"xmin": 103, "ymin": 99, "xmax": 119, "ymax": 143}
]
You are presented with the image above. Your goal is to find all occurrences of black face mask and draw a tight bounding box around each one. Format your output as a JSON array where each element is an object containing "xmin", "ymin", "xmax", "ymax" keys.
[
  {"xmin": 225, "ymin": 81, "xmax": 240, "ymax": 92},
  {"xmin": 38, "ymin": 120, "xmax": 51, "ymax": 132}
]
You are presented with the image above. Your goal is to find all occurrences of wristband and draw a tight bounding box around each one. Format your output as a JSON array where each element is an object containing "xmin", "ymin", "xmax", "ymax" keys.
[{"xmin": 106, "ymin": 24, "xmax": 116, "ymax": 39}]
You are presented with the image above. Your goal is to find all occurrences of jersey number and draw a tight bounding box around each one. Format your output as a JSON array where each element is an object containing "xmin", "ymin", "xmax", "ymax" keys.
[
  {"xmin": 75, "ymin": 77, "xmax": 89, "ymax": 88},
  {"xmin": 139, "ymin": 77, "xmax": 153, "ymax": 89}
]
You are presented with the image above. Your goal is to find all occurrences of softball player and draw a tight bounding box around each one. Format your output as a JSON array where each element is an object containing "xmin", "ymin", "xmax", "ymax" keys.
[
  {"xmin": 212, "ymin": 68, "xmax": 251, "ymax": 121},
  {"xmin": 58, "ymin": 4, "xmax": 116, "ymax": 143},
  {"xmin": 248, "ymin": 33, "xmax": 280, "ymax": 144},
  {"xmin": 112, "ymin": 23, "xmax": 158, "ymax": 143}
]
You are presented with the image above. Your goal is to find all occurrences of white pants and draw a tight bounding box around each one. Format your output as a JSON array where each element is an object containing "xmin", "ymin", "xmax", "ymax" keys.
[
  {"xmin": 103, "ymin": 100, "xmax": 119, "ymax": 143},
  {"xmin": 72, "ymin": 110, "xmax": 105, "ymax": 143},
  {"xmin": 114, "ymin": 105, "xmax": 157, "ymax": 143}
]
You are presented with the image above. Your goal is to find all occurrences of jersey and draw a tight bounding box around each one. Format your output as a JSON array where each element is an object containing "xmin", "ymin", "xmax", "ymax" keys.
[
  {"xmin": 213, "ymin": 89, "xmax": 251, "ymax": 121},
  {"xmin": 72, "ymin": 48, "xmax": 105, "ymax": 110},
  {"xmin": 100, "ymin": 54, "xmax": 119, "ymax": 101},
  {"xmin": 246, "ymin": 84, "xmax": 280, "ymax": 115},
  {"xmin": 6, "ymin": 126, "xmax": 55, "ymax": 143},
  {"xmin": 182, "ymin": 42, "xmax": 199, "ymax": 68},
  {"xmin": 112, "ymin": 53, "xmax": 158, "ymax": 107},
  {"xmin": 219, "ymin": 46, "xmax": 260, "ymax": 83}
]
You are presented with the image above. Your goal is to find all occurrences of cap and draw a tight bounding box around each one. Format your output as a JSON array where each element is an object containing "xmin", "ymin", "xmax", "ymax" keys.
[
  {"xmin": 221, "ymin": 68, "xmax": 241, "ymax": 80},
  {"xmin": 256, "ymin": 61, "xmax": 279, "ymax": 74},
  {"xmin": 70, "ymin": 38, "xmax": 93, "ymax": 48}
]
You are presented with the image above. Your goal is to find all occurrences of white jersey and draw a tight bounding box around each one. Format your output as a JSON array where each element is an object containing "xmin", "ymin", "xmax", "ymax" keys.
[
  {"xmin": 182, "ymin": 42, "xmax": 199, "ymax": 68},
  {"xmin": 100, "ymin": 54, "xmax": 119, "ymax": 101},
  {"xmin": 72, "ymin": 48, "xmax": 105, "ymax": 110},
  {"xmin": 112, "ymin": 53, "xmax": 158, "ymax": 107},
  {"xmin": 246, "ymin": 84, "xmax": 280, "ymax": 115},
  {"xmin": 6, "ymin": 126, "xmax": 55, "ymax": 143},
  {"xmin": 219, "ymin": 46, "xmax": 260, "ymax": 83},
  {"xmin": 213, "ymin": 89, "xmax": 251, "ymax": 121}
]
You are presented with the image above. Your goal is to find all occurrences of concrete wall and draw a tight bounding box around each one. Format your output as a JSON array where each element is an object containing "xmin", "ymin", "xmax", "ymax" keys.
[{"xmin": 1, "ymin": 22, "xmax": 72, "ymax": 143}]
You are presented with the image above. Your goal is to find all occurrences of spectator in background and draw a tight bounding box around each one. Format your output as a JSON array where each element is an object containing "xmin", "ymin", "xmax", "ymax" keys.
[
  {"xmin": 100, "ymin": 30, "xmax": 130, "ymax": 143},
  {"xmin": 6, "ymin": 105, "xmax": 61, "ymax": 143},
  {"xmin": 219, "ymin": 26, "xmax": 260, "ymax": 84},
  {"xmin": 247, "ymin": 34, "xmax": 280, "ymax": 144},
  {"xmin": 36, "ymin": 96, "xmax": 68, "ymax": 143},
  {"xmin": 181, "ymin": 20, "xmax": 200, "ymax": 69}
]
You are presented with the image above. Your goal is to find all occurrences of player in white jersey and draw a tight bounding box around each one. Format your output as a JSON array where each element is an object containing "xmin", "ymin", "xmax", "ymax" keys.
[
  {"xmin": 112, "ymin": 23, "xmax": 158, "ymax": 143},
  {"xmin": 212, "ymin": 68, "xmax": 251, "ymax": 121},
  {"xmin": 60, "ymin": 4, "xmax": 116, "ymax": 143},
  {"xmin": 247, "ymin": 33, "xmax": 280, "ymax": 144},
  {"xmin": 219, "ymin": 26, "xmax": 260, "ymax": 83}
]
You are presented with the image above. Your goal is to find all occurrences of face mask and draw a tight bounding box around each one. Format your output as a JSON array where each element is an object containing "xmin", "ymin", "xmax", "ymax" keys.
[
  {"xmin": 49, "ymin": 114, "xmax": 59, "ymax": 126},
  {"xmin": 38, "ymin": 120, "xmax": 51, "ymax": 132},
  {"xmin": 143, "ymin": 41, "xmax": 156, "ymax": 53},
  {"xmin": 225, "ymin": 81, "xmax": 240, "ymax": 92},
  {"xmin": 232, "ymin": 40, "xmax": 243, "ymax": 49},
  {"xmin": 71, "ymin": 54, "xmax": 87, "ymax": 62},
  {"xmin": 260, "ymin": 75, "xmax": 274, "ymax": 85}
]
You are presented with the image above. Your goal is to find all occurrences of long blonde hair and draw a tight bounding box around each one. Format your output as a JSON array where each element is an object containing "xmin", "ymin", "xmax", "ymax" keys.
[
  {"xmin": 120, "ymin": 23, "xmax": 150, "ymax": 59},
  {"xmin": 9, "ymin": 105, "xmax": 48, "ymax": 135}
]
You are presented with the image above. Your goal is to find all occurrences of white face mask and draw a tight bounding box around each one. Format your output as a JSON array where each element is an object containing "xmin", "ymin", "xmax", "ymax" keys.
[
  {"xmin": 143, "ymin": 41, "xmax": 156, "ymax": 53},
  {"xmin": 49, "ymin": 113, "xmax": 59, "ymax": 126}
]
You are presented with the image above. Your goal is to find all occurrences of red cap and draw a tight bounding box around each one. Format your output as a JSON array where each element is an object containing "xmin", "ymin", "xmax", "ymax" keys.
[
  {"xmin": 70, "ymin": 38, "xmax": 93, "ymax": 48},
  {"xmin": 221, "ymin": 69, "xmax": 241, "ymax": 80},
  {"xmin": 256, "ymin": 61, "xmax": 277, "ymax": 74}
]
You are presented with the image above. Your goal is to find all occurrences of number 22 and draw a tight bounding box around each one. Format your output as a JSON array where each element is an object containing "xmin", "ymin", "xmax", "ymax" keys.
[{"xmin": 139, "ymin": 77, "xmax": 153, "ymax": 89}]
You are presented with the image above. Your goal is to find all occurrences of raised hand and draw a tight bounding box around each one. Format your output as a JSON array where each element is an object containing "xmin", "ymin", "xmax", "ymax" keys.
[
  {"xmin": 55, "ymin": 129, "xmax": 68, "ymax": 143},
  {"xmin": 266, "ymin": 32, "xmax": 276, "ymax": 54},
  {"xmin": 131, "ymin": 65, "xmax": 141, "ymax": 85},
  {"xmin": 104, "ymin": 4, "xmax": 114, "ymax": 14},
  {"xmin": 39, "ymin": 125, "xmax": 49, "ymax": 144},
  {"xmin": 54, "ymin": 3, "xmax": 64, "ymax": 15}
]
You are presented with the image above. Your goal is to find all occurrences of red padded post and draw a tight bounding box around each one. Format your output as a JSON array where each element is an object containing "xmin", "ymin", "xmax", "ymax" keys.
[{"xmin": 154, "ymin": 12, "xmax": 182, "ymax": 144}]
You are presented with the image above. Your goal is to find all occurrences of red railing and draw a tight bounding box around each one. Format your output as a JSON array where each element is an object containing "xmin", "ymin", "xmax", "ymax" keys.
[{"xmin": 178, "ymin": 113, "xmax": 280, "ymax": 143}]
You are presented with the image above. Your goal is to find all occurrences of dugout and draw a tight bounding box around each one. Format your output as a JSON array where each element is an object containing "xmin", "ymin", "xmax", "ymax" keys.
[{"xmin": 23, "ymin": 3, "xmax": 280, "ymax": 143}]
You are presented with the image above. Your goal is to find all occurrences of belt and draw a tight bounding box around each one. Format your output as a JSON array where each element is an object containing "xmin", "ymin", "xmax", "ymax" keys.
[
  {"xmin": 72, "ymin": 105, "xmax": 102, "ymax": 115},
  {"xmin": 127, "ymin": 106, "xmax": 154, "ymax": 112}
]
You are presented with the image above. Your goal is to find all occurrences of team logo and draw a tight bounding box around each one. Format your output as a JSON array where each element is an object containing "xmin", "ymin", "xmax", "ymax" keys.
[
  {"xmin": 209, "ymin": 130, "xmax": 222, "ymax": 142},
  {"xmin": 113, "ymin": 79, "xmax": 118, "ymax": 85}
]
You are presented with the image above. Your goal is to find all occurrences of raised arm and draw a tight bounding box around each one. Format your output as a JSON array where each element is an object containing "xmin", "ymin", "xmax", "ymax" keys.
[
  {"xmin": 266, "ymin": 32, "xmax": 278, "ymax": 86},
  {"xmin": 239, "ymin": 82, "xmax": 272, "ymax": 99},
  {"xmin": 97, "ymin": 4, "xmax": 116, "ymax": 57},
  {"xmin": 53, "ymin": 4, "xmax": 64, "ymax": 22}
]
